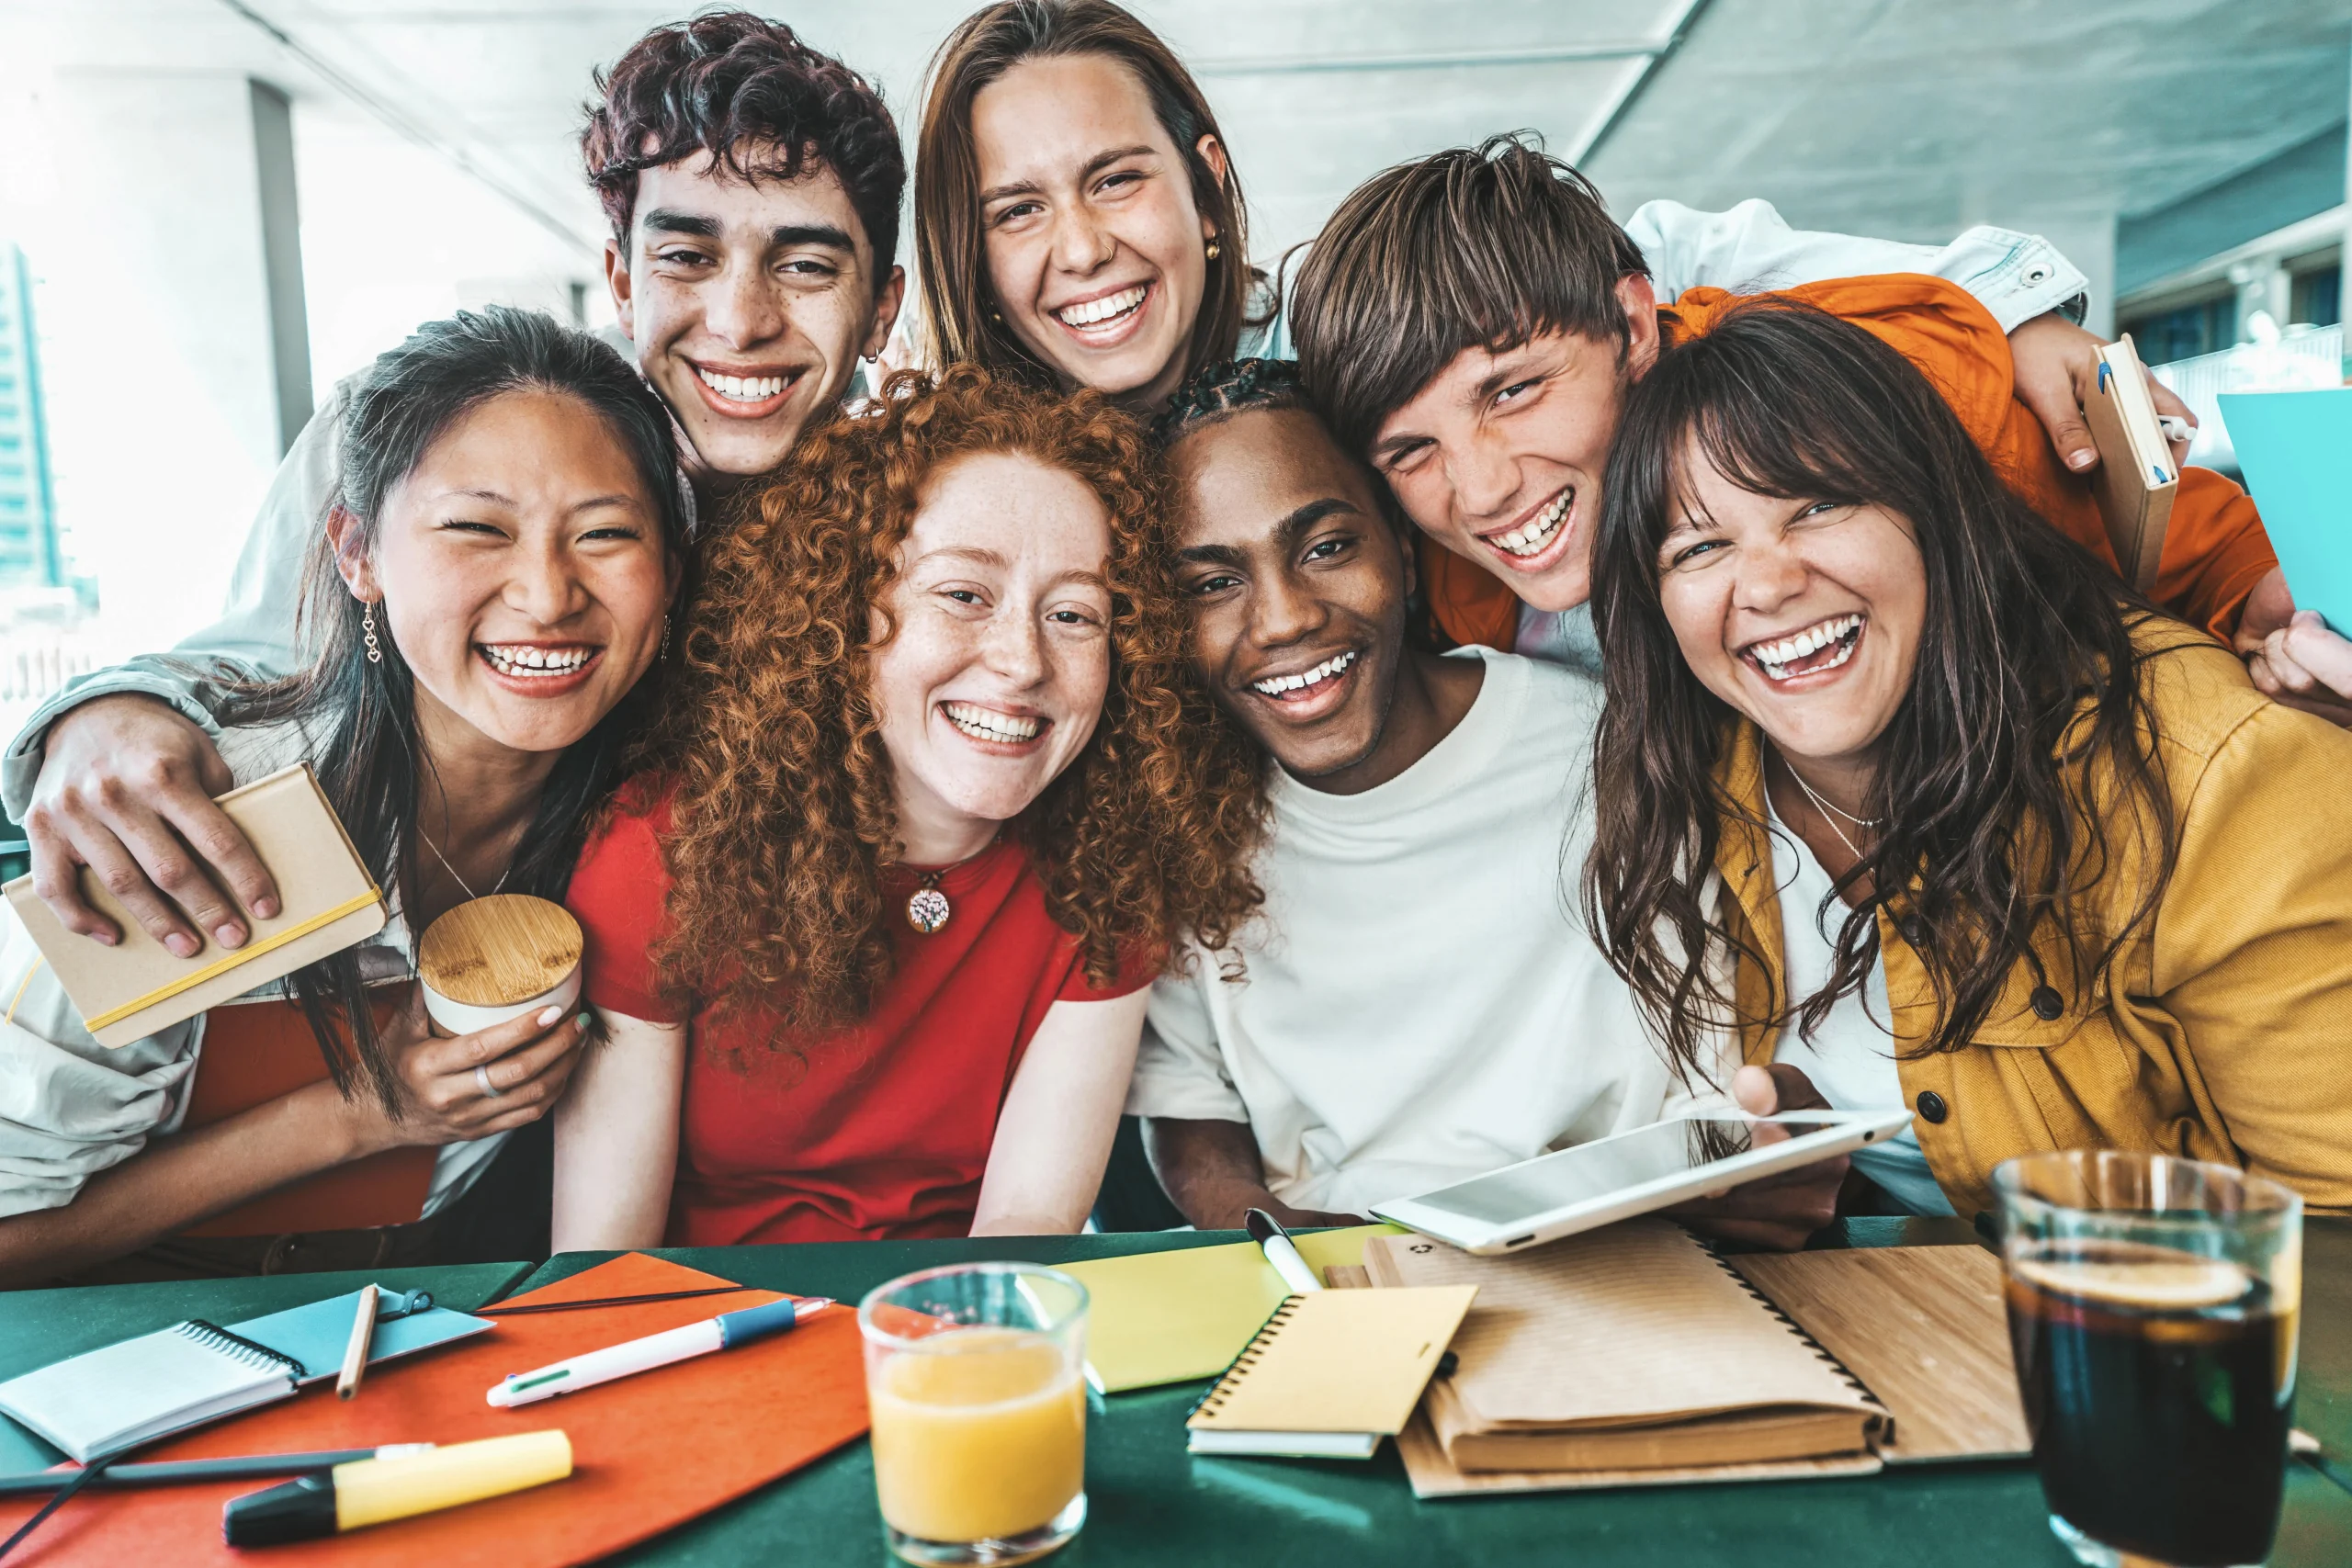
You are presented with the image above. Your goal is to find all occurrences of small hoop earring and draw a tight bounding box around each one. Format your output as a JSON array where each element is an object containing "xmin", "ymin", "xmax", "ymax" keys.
[
  {"xmin": 1204, "ymin": 238, "xmax": 1221, "ymax": 261},
  {"xmin": 361, "ymin": 603, "xmax": 382, "ymax": 664}
]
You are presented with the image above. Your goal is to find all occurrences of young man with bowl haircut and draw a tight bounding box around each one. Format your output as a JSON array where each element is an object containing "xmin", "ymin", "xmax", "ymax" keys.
[
  {"xmin": 1133, "ymin": 361, "xmax": 1837, "ymax": 1250},
  {"xmin": 1288, "ymin": 135, "xmax": 2297, "ymax": 684},
  {"xmin": 10, "ymin": 11, "xmax": 909, "ymax": 958}
]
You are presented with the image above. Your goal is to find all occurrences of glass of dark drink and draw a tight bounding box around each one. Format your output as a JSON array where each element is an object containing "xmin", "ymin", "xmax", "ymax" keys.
[{"xmin": 1994, "ymin": 1151, "xmax": 2301, "ymax": 1568}]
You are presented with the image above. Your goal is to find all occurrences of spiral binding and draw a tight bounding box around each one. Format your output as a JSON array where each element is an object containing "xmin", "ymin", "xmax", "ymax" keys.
[
  {"xmin": 1188, "ymin": 1296, "xmax": 1306, "ymax": 1421},
  {"xmin": 174, "ymin": 1320, "xmax": 308, "ymax": 1382},
  {"xmin": 1696, "ymin": 1241, "xmax": 1887, "ymax": 1419}
]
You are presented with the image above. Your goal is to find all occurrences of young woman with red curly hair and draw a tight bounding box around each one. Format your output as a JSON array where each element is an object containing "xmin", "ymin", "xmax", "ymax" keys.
[{"xmin": 549, "ymin": 366, "xmax": 1263, "ymax": 1246}]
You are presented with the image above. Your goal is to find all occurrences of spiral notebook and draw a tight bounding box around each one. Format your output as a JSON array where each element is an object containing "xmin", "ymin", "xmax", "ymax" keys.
[
  {"xmin": 1182, "ymin": 1285, "xmax": 1477, "ymax": 1459},
  {"xmin": 1360, "ymin": 1220, "xmax": 2030, "ymax": 1496},
  {"xmin": 0, "ymin": 1289, "xmax": 492, "ymax": 1461}
]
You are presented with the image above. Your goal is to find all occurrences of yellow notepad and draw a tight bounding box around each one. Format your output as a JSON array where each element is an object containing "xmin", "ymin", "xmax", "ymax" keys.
[
  {"xmin": 1061, "ymin": 1225, "xmax": 1400, "ymax": 1393},
  {"xmin": 1184, "ymin": 1286, "xmax": 1477, "ymax": 1459}
]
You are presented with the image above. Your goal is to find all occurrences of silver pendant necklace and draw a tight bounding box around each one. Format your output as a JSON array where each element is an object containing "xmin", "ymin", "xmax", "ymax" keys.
[{"xmin": 904, "ymin": 832, "xmax": 1001, "ymax": 934}]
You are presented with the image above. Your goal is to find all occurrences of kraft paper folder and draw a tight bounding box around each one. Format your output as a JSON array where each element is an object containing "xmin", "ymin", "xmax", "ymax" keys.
[
  {"xmin": 1359, "ymin": 1221, "xmax": 2030, "ymax": 1497},
  {"xmin": 0, "ymin": 1254, "xmax": 871, "ymax": 1568},
  {"xmin": 2082, "ymin": 333, "xmax": 2177, "ymax": 593},
  {"xmin": 2, "ymin": 763, "xmax": 387, "ymax": 1047},
  {"xmin": 1059, "ymin": 1224, "xmax": 1401, "ymax": 1392},
  {"xmin": 2218, "ymin": 384, "xmax": 2352, "ymax": 632}
]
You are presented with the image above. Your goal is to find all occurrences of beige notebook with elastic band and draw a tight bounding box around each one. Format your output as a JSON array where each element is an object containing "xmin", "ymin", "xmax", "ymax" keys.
[{"xmin": 3, "ymin": 763, "xmax": 388, "ymax": 1047}]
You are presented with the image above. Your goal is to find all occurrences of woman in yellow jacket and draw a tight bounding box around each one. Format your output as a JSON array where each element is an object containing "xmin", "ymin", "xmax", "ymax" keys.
[{"xmin": 1581, "ymin": 297, "xmax": 2352, "ymax": 1226}]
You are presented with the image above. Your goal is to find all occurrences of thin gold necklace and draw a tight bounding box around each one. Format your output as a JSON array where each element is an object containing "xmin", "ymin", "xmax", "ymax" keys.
[
  {"xmin": 1781, "ymin": 760, "xmax": 1879, "ymax": 864},
  {"xmin": 420, "ymin": 829, "xmax": 513, "ymax": 901}
]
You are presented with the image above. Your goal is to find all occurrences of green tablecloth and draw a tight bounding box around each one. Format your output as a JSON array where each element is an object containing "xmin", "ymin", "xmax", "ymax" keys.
[{"xmin": 2, "ymin": 1223, "xmax": 2346, "ymax": 1565}]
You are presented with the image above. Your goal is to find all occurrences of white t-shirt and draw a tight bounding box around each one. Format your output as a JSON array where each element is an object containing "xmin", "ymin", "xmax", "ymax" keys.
[
  {"xmin": 1129, "ymin": 648, "xmax": 1729, "ymax": 1216},
  {"xmin": 1761, "ymin": 796, "xmax": 1953, "ymax": 1216}
]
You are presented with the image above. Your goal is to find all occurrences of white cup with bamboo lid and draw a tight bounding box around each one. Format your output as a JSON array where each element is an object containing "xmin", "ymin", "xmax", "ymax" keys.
[{"xmin": 416, "ymin": 894, "xmax": 583, "ymax": 1037}]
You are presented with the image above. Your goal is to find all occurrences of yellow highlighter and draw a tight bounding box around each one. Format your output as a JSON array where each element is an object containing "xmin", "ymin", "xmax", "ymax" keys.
[{"xmin": 221, "ymin": 1430, "xmax": 571, "ymax": 1547}]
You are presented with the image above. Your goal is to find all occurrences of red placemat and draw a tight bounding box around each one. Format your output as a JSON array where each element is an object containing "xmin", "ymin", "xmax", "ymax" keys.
[{"xmin": 0, "ymin": 1254, "xmax": 871, "ymax": 1565}]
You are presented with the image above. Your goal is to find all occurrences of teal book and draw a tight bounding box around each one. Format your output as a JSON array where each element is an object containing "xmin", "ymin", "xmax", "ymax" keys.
[
  {"xmin": 2219, "ymin": 386, "xmax": 2352, "ymax": 632},
  {"xmin": 0, "ymin": 1288, "xmax": 490, "ymax": 1461}
]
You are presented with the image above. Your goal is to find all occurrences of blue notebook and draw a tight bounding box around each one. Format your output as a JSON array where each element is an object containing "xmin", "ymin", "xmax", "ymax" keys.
[
  {"xmin": 0, "ymin": 1287, "xmax": 490, "ymax": 1461},
  {"xmin": 2219, "ymin": 387, "xmax": 2352, "ymax": 632}
]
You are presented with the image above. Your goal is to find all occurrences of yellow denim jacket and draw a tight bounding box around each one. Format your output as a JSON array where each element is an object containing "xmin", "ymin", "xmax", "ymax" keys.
[{"xmin": 1713, "ymin": 621, "xmax": 2352, "ymax": 1219}]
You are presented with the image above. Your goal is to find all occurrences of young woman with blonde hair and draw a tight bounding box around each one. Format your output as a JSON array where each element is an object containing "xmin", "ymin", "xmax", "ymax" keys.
[{"xmin": 552, "ymin": 366, "xmax": 1263, "ymax": 1246}]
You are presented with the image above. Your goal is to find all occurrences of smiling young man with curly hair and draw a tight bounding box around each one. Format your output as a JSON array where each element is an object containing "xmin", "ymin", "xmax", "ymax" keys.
[{"xmin": 11, "ymin": 11, "xmax": 911, "ymax": 964}]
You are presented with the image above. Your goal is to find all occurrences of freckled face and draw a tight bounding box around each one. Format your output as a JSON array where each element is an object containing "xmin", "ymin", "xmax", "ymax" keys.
[
  {"xmin": 971, "ymin": 52, "xmax": 1218, "ymax": 410},
  {"xmin": 869, "ymin": 451, "xmax": 1116, "ymax": 845},
  {"xmin": 1655, "ymin": 450, "xmax": 1927, "ymax": 773}
]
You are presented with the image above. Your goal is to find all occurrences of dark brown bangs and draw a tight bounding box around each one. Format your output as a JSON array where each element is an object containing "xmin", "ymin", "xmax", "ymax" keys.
[{"xmin": 1291, "ymin": 133, "xmax": 1647, "ymax": 458}]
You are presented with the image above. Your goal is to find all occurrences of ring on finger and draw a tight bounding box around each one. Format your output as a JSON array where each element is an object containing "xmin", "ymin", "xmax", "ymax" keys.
[{"xmin": 475, "ymin": 1063, "xmax": 503, "ymax": 1100}]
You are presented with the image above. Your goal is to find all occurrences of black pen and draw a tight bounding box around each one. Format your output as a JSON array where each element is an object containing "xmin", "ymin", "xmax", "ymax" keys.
[
  {"xmin": 0, "ymin": 1445, "xmax": 435, "ymax": 1497},
  {"xmin": 1244, "ymin": 1208, "xmax": 1324, "ymax": 1293}
]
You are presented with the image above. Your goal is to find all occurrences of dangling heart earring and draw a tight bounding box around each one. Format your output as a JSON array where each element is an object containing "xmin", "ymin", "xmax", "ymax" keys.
[
  {"xmin": 1204, "ymin": 237, "xmax": 1221, "ymax": 261},
  {"xmin": 361, "ymin": 604, "xmax": 382, "ymax": 664}
]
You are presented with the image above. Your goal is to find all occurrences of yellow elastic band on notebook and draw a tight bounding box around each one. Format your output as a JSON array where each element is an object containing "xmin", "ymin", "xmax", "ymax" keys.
[{"xmin": 81, "ymin": 889, "xmax": 386, "ymax": 1033}]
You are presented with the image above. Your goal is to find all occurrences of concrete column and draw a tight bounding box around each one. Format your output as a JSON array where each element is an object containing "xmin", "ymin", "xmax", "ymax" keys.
[{"xmin": 17, "ymin": 69, "xmax": 311, "ymax": 641}]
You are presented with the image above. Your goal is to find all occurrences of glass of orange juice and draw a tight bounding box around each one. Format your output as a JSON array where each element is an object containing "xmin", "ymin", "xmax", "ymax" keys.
[{"xmin": 859, "ymin": 1262, "xmax": 1090, "ymax": 1565}]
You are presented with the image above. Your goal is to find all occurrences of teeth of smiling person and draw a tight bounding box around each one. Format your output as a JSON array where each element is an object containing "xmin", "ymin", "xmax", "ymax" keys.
[
  {"xmin": 1749, "ymin": 613, "xmax": 1862, "ymax": 670},
  {"xmin": 1251, "ymin": 649, "xmax": 1358, "ymax": 696},
  {"xmin": 944, "ymin": 702, "xmax": 1042, "ymax": 742},
  {"xmin": 1054, "ymin": 285, "xmax": 1148, "ymax": 328},
  {"xmin": 1751, "ymin": 615, "xmax": 1863, "ymax": 682},
  {"xmin": 1488, "ymin": 490, "xmax": 1572, "ymax": 557},
  {"xmin": 696, "ymin": 367, "xmax": 789, "ymax": 401},
  {"xmin": 481, "ymin": 645, "xmax": 593, "ymax": 677}
]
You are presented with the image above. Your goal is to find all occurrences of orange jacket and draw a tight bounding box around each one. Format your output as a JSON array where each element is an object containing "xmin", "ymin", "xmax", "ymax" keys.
[{"xmin": 1421, "ymin": 275, "xmax": 2277, "ymax": 650}]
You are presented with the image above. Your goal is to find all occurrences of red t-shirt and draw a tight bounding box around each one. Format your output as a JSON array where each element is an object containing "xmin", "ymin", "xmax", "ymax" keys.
[{"xmin": 567, "ymin": 787, "xmax": 1147, "ymax": 1247}]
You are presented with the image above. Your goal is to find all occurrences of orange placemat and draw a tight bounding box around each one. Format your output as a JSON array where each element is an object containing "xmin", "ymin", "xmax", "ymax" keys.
[{"xmin": 0, "ymin": 1254, "xmax": 870, "ymax": 1566}]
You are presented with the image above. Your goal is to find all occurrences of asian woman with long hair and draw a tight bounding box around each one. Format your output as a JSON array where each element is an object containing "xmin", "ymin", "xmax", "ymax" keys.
[{"xmin": 0, "ymin": 308, "xmax": 687, "ymax": 1283}]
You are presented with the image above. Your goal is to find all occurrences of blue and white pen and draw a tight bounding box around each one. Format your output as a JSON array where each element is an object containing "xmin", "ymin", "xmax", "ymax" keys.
[{"xmin": 485, "ymin": 1295, "xmax": 832, "ymax": 1408}]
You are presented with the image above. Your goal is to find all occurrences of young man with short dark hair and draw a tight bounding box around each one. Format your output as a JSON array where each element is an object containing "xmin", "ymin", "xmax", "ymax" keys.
[
  {"xmin": 1134, "ymin": 362, "xmax": 1837, "ymax": 1249},
  {"xmin": 11, "ymin": 12, "xmax": 909, "ymax": 955},
  {"xmin": 1288, "ymin": 136, "xmax": 2310, "ymax": 689}
]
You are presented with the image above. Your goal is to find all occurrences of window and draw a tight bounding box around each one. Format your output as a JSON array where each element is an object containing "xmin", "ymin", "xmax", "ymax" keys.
[
  {"xmin": 2290, "ymin": 265, "xmax": 2340, "ymax": 329},
  {"xmin": 2120, "ymin": 294, "xmax": 2236, "ymax": 364}
]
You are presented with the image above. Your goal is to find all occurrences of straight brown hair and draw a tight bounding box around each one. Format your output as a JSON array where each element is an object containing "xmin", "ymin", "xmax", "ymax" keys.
[
  {"xmin": 1291, "ymin": 133, "xmax": 1647, "ymax": 457},
  {"xmin": 915, "ymin": 0, "xmax": 1252, "ymax": 389},
  {"xmin": 1582, "ymin": 299, "xmax": 2172, "ymax": 1077}
]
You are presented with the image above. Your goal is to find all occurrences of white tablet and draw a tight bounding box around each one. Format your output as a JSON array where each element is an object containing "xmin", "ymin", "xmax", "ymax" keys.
[{"xmin": 1370, "ymin": 1109, "xmax": 1915, "ymax": 1256}]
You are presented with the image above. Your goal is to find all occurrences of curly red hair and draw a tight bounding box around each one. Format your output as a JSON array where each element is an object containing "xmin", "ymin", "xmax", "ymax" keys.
[{"xmin": 637, "ymin": 365, "xmax": 1265, "ymax": 1033}]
